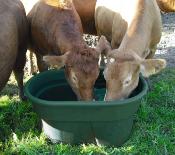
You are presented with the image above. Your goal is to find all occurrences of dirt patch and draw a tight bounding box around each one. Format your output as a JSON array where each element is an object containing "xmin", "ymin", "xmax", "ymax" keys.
[{"xmin": 155, "ymin": 13, "xmax": 175, "ymax": 68}]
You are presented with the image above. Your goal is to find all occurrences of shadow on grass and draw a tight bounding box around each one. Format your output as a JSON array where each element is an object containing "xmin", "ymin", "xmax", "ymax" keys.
[{"xmin": 0, "ymin": 83, "xmax": 18, "ymax": 97}]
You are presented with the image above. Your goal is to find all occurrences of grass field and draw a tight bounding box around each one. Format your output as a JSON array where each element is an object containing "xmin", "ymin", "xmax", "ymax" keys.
[{"xmin": 0, "ymin": 68, "xmax": 175, "ymax": 155}]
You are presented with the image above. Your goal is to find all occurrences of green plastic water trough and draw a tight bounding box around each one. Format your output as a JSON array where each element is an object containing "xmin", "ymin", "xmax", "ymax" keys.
[{"xmin": 25, "ymin": 69, "xmax": 148, "ymax": 146}]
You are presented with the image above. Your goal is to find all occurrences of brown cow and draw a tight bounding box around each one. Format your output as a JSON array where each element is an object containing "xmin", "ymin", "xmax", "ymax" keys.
[
  {"xmin": 95, "ymin": 0, "xmax": 166, "ymax": 101},
  {"xmin": 27, "ymin": 0, "xmax": 104, "ymax": 101},
  {"xmin": 73, "ymin": 0, "xmax": 97, "ymax": 34},
  {"xmin": 156, "ymin": 0, "xmax": 175, "ymax": 12},
  {"xmin": 21, "ymin": 0, "xmax": 97, "ymax": 75},
  {"xmin": 0, "ymin": 0, "xmax": 28, "ymax": 100}
]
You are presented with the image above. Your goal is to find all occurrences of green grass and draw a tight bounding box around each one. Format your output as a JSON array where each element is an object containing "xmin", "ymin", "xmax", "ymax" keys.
[{"xmin": 0, "ymin": 68, "xmax": 175, "ymax": 155}]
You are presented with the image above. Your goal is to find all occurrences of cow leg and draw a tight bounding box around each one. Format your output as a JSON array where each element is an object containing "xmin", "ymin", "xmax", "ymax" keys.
[
  {"xmin": 36, "ymin": 54, "xmax": 48, "ymax": 72},
  {"xmin": 13, "ymin": 49, "xmax": 27, "ymax": 101},
  {"xmin": 14, "ymin": 70, "xmax": 26, "ymax": 100},
  {"xmin": 29, "ymin": 51, "xmax": 37, "ymax": 75}
]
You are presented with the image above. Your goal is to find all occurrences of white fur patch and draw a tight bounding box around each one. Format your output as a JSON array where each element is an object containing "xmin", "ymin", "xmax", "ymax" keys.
[
  {"xmin": 109, "ymin": 58, "xmax": 115, "ymax": 63},
  {"xmin": 71, "ymin": 71, "xmax": 78, "ymax": 87},
  {"xmin": 140, "ymin": 65, "xmax": 145, "ymax": 73},
  {"xmin": 140, "ymin": 65, "xmax": 149, "ymax": 77},
  {"xmin": 43, "ymin": 56, "xmax": 49, "ymax": 62},
  {"xmin": 123, "ymin": 74, "xmax": 132, "ymax": 87},
  {"xmin": 103, "ymin": 68, "xmax": 108, "ymax": 79}
]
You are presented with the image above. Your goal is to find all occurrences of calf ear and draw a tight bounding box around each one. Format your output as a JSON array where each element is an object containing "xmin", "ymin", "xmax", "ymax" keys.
[
  {"xmin": 43, "ymin": 52, "xmax": 69, "ymax": 69},
  {"xmin": 140, "ymin": 59, "xmax": 166, "ymax": 77},
  {"xmin": 96, "ymin": 35, "xmax": 112, "ymax": 55}
]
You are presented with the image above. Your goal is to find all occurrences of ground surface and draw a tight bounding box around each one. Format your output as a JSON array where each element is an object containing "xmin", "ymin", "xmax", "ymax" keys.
[
  {"xmin": 156, "ymin": 13, "xmax": 175, "ymax": 67},
  {"xmin": 0, "ymin": 12, "xmax": 175, "ymax": 154}
]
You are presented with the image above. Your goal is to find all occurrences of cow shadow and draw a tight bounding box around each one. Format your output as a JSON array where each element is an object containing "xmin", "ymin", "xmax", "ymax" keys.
[{"xmin": 0, "ymin": 83, "xmax": 18, "ymax": 97}]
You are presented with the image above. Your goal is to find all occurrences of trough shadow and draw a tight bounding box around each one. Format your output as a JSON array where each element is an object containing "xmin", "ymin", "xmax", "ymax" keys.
[{"xmin": 0, "ymin": 83, "xmax": 19, "ymax": 97}]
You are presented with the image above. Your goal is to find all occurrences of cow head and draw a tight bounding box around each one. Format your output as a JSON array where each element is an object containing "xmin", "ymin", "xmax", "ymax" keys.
[
  {"xmin": 99, "ymin": 36, "xmax": 166, "ymax": 101},
  {"xmin": 43, "ymin": 38, "xmax": 105, "ymax": 101}
]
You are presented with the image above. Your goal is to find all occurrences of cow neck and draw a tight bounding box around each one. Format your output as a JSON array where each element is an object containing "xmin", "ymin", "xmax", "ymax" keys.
[{"xmin": 118, "ymin": 20, "xmax": 151, "ymax": 58}]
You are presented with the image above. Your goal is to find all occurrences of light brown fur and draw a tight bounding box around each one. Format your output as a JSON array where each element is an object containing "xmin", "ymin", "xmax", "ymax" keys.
[
  {"xmin": 0, "ymin": 0, "xmax": 28, "ymax": 100},
  {"xmin": 156, "ymin": 0, "xmax": 175, "ymax": 12},
  {"xmin": 95, "ymin": 0, "xmax": 166, "ymax": 101},
  {"xmin": 28, "ymin": 0, "xmax": 103, "ymax": 101}
]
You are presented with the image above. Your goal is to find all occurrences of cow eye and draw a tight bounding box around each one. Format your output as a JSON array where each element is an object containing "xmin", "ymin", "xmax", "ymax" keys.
[
  {"xmin": 124, "ymin": 80, "xmax": 130, "ymax": 85},
  {"xmin": 123, "ymin": 74, "xmax": 132, "ymax": 86},
  {"xmin": 123, "ymin": 80, "xmax": 131, "ymax": 87},
  {"xmin": 109, "ymin": 57, "xmax": 115, "ymax": 63}
]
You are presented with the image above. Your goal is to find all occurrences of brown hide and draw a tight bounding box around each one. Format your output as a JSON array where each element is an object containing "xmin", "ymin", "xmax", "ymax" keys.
[
  {"xmin": 21, "ymin": 0, "xmax": 97, "ymax": 34},
  {"xmin": 156, "ymin": 0, "xmax": 175, "ymax": 12},
  {"xmin": 0, "ymin": 0, "xmax": 28, "ymax": 99},
  {"xmin": 73, "ymin": 0, "xmax": 97, "ymax": 34}
]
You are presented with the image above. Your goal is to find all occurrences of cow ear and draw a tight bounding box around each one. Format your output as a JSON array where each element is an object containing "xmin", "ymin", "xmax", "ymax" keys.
[
  {"xmin": 96, "ymin": 35, "xmax": 112, "ymax": 55},
  {"xmin": 140, "ymin": 59, "xmax": 166, "ymax": 77},
  {"xmin": 43, "ymin": 52, "xmax": 69, "ymax": 70}
]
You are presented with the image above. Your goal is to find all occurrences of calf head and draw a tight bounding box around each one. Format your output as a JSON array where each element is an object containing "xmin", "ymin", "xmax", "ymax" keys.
[
  {"xmin": 99, "ymin": 36, "xmax": 166, "ymax": 101},
  {"xmin": 43, "ymin": 39, "xmax": 105, "ymax": 101}
]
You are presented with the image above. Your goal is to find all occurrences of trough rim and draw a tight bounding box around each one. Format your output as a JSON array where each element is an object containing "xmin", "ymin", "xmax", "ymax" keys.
[{"xmin": 24, "ymin": 69, "xmax": 148, "ymax": 107}]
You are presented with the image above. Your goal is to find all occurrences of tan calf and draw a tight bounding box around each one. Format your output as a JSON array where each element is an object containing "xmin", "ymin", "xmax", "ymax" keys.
[{"xmin": 95, "ymin": 0, "xmax": 166, "ymax": 101}]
